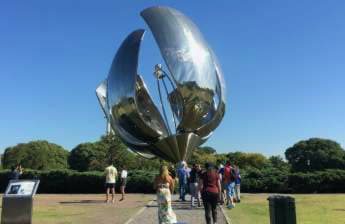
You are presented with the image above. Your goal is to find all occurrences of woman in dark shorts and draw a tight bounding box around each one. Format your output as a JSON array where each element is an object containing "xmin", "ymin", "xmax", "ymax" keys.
[
  {"xmin": 199, "ymin": 163, "xmax": 221, "ymax": 224},
  {"xmin": 120, "ymin": 167, "xmax": 128, "ymax": 201}
]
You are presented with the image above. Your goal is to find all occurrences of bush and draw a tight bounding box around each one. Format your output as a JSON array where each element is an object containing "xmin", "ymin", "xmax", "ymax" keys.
[
  {"xmin": 241, "ymin": 167, "xmax": 289, "ymax": 193},
  {"xmin": 288, "ymin": 169, "xmax": 345, "ymax": 193},
  {"xmin": 2, "ymin": 168, "xmax": 345, "ymax": 194},
  {"xmin": 241, "ymin": 168, "xmax": 345, "ymax": 193},
  {"xmin": 0, "ymin": 169, "xmax": 158, "ymax": 194}
]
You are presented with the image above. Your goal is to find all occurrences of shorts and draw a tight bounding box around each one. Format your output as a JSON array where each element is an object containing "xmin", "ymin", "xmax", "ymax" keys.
[
  {"xmin": 225, "ymin": 182, "xmax": 235, "ymax": 197},
  {"xmin": 105, "ymin": 183, "xmax": 115, "ymax": 189},
  {"xmin": 120, "ymin": 178, "xmax": 127, "ymax": 187}
]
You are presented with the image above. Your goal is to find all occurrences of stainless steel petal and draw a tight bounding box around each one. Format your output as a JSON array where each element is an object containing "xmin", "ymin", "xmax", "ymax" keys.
[
  {"xmin": 107, "ymin": 29, "xmax": 168, "ymax": 144},
  {"xmin": 127, "ymin": 148, "xmax": 156, "ymax": 159},
  {"xmin": 196, "ymin": 50, "xmax": 226, "ymax": 138},
  {"xmin": 95, "ymin": 80, "xmax": 109, "ymax": 120},
  {"xmin": 168, "ymin": 88, "xmax": 184, "ymax": 122},
  {"xmin": 198, "ymin": 132, "xmax": 213, "ymax": 146},
  {"xmin": 141, "ymin": 6, "xmax": 219, "ymax": 132},
  {"xmin": 135, "ymin": 75, "xmax": 169, "ymax": 137}
]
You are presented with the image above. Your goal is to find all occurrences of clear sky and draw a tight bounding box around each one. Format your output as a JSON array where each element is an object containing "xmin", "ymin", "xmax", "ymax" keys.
[{"xmin": 1, "ymin": 1, "xmax": 344, "ymax": 157}]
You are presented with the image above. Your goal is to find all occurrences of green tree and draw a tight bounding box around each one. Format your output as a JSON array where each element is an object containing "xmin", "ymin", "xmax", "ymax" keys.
[
  {"xmin": 97, "ymin": 134, "xmax": 136, "ymax": 168},
  {"xmin": 68, "ymin": 134, "xmax": 140, "ymax": 171},
  {"xmin": 2, "ymin": 140, "xmax": 69, "ymax": 170},
  {"xmin": 226, "ymin": 151, "xmax": 269, "ymax": 169},
  {"xmin": 189, "ymin": 146, "xmax": 218, "ymax": 165},
  {"xmin": 285, "ymin": 138, "xmax": 345, "ymax": 172},
  {"xmin": 268, "ymin": 155, "xmax": 290, "ymax": 171},
  {"xmin": 68, "ymin": 142, "xmax": 107, "ymax": 171}
]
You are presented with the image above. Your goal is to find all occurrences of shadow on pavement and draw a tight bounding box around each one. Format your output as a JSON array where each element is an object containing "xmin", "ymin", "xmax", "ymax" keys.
[{"xmin": 59, "ymin": 200, "xmax": 106, "ymax": 204}]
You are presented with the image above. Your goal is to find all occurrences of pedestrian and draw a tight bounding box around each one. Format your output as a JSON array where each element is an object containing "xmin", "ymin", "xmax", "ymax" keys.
[
  {"xmin": 218, "ymin": 164, "xmax": 226, "ymax": 204},
  {"xmin": 154, "ymin": 165, "xmax": 177, "ymax": 224},
  {"xmin": 189, "ymin": 163, "xmax": 201, "ymax": 207},
  {"xmin": 9, "ymin": 165, "xmax": 21, "ymax": 181},
  {"xmin": 177, "ymin": 161, "xmax": 188, "ymax": 201},
  {"xmin": 104, "ymin": 163, "xmax": 118, "ymax": 203},
  {"xmin": 223, "ymin": 161, "xmax": 236, "ymax": 208},
  {"xmin": 120, "ymin": 166, "xmax": 128, "ymax": 201},
  {"xmin": 234, "ymin": 165, "xmax": 241, "ymax": 203},
  {"xmin": 199, "ymin": 163, "xmax": 221, "ymax": 224}
]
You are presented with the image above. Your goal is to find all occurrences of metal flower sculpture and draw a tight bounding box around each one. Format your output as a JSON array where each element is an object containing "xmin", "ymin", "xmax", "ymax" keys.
[{"xmin": 96, "ymin": 6, "xmax": 226, "ymax": 163}]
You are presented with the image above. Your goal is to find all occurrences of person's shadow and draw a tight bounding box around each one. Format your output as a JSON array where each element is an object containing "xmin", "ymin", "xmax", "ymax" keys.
[{"xmin": 59, "ymin": 200, "xmax": 105, "ymax": 204}]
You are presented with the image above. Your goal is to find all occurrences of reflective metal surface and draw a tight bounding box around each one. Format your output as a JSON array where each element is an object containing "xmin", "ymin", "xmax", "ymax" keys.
[
  {"xmin": 141, "ymin": 6, "xmax": 220, "ymax": 132},
  {"xmin": 96, "ymin": 6, "xmax": 226, "ymax": 163},
  {"xmin": 107, "ymin": 29, "xmax": 167, "ymax": 144}
]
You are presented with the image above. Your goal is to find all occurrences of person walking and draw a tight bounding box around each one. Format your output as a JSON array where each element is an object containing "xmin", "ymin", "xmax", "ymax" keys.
[
  {"xmin": 177, "ymin": 161, "xmax": 188, "ymax": 201},
  {"xmin": 199, "ymin": 163, "xmax": 221, "ymax": 224},
  {"xmin": 234, "ymin": 165, "xmax": 241, "ymax": 203},
  {"xmin": 218, "ymin": 164, "xmax": 226, "ymax": 204},
  {"xmin": 154, "ymin": 165, "xmax": 177, "ymax": 224},
  {"xmin": 104, "ymin": 163, "xmax": 118, "ymax": 203},
  {"xmin": 189, "ymin": 163, "xmax": 201, "ymax": 207},
  {"xmin": 120, "ymin": 166, "xmax": 128, "ymax": 201},
  {"xmin": 223, "ymin": 161, "xmax": 236, "ymax": 208}
]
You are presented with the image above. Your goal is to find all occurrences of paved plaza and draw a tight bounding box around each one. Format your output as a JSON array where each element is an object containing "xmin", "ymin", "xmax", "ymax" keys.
[{"xmin": 128, "ymin": 195, "xmax": 230, "ymax": 224}]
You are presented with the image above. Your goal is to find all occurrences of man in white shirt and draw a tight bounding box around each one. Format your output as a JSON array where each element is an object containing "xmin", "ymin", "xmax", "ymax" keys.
[
  {"xmin": 105, "ymin": 164, "xmax": 118, "ymax": 203},
  {"xmin": 120, "ymin": 166, "xmax": 128, "ymax": 201}
]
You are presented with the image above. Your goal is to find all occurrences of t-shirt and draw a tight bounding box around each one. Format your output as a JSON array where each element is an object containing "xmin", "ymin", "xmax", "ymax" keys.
[
  {"xmin": 201, "ymin": 170, "xmax": 220, "ymax": 193},
  {"xmin": 121, "ymin": 170, "xmax": 128, "ymax": 179},
  {"xmin": 189, "ymin": 168, "xmax": 198, "ymax": 183},
  {"xmin": 105, "ymin": 165, "xmax": 117, "ymax": 183},
  {"xmin": 178, "ymin": 167, "xmax": 188, "ymax": 184}
]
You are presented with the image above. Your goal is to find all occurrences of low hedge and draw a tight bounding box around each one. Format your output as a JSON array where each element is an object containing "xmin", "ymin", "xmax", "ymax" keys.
[
  {"xmin": 1, "ymin": 169, "xmax": 345, "ymax": 194},
  {"xmin": 241, "ymin": 168, "xmax": 345, "ymax": 193},
  {"xmin": 0, "ymin": 169, "xmax": 158, "ymax": 194}
]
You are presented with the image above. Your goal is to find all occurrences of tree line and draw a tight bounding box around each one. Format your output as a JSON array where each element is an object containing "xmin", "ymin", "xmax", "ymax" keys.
[{"xmin": 2, "ymin": 135, "xmax": 345, "ymax": 174}]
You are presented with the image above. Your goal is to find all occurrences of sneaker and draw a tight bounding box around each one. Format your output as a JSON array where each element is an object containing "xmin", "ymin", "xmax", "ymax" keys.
[{"xmin": 227, "ymin": 204, "xmax": 235, "ymax": 209}]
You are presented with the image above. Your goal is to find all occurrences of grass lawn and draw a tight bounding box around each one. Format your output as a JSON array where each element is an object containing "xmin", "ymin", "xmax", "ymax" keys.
[
  {"xmin": 226, "ymin": 194, "xmax": 345, "ymax": 224},
  {"xmin": 0, "ymin": 194, "xmax": 154, "ymax": 224}
]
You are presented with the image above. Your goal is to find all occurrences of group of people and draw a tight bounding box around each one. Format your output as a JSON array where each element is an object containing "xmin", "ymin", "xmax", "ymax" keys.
[
  {"xmin": 104, "ymin": 164, "xmax": 128, "ymax": 203},
  {"xmin": 154, "ymin": 161, "xmax": 241, "ymax": 224}
]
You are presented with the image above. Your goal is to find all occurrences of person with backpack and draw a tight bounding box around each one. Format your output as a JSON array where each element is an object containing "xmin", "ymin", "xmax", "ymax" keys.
[
  {"xmin": 199, "ymin": 163, "xmax": 221, "ymax": 224},
  {"xmin": 223, "ymin": 160, "xmax": 236, "ymax": 209}
]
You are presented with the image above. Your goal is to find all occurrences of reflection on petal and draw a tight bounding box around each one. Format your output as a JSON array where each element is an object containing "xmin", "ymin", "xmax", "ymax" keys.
[
  {"xmin": 141, "ymin": 6, "xmax": 219, "ymax": 132},
  {"xmin": 196, "ymin": 50, "xmax": 226, "ymax": 138},
  {"xmin": 135, "ymin": 75, "xmax": 169, "ymax": 138},
  {"xmin": 107, "ymin": 29, "xmax": 167, "ymax": 144}
]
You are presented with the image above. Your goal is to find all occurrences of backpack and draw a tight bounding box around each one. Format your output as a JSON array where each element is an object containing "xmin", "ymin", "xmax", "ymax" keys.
[{"xmin": 224, "ymin": 166, "xmax": 236, "ymax": 183}]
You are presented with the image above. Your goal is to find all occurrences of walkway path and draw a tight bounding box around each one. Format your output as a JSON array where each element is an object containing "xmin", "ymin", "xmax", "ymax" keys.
[{"xmin": 127, "ymin": 195, "xmax": 230, "ymax": 224}]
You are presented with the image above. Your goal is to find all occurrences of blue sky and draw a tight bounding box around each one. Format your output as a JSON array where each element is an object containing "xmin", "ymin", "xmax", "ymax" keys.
[{"xmin": 1, "ymin": 1, "xmax": 344, "ymax": 157}]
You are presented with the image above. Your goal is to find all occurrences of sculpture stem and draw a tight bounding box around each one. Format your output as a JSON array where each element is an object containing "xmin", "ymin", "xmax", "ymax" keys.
[{"xmin": 157, "ymin": 78, "xmax": 172, "ymax": 136}]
